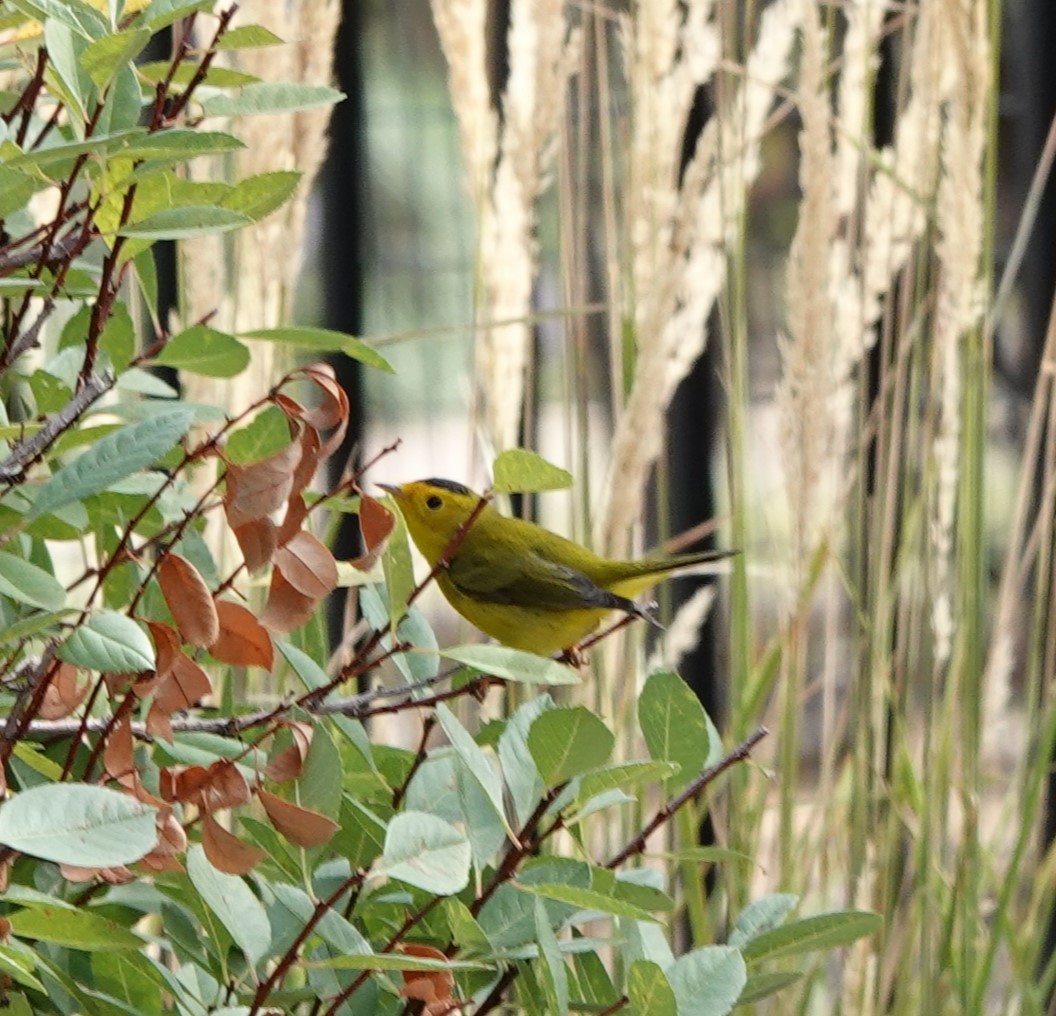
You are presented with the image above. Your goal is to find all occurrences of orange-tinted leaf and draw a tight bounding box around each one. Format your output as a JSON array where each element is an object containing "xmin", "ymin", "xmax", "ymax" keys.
[
  {"xmin": 259, "ymin": 567, "xmax": 318, "ymax": 634},
  {"xmin": 210, "ymin": 600, "xmax": 274, "ymax": 668},
  {"xmin": 147, "ymin": 621, "xmax": 182, "ymax": 679},
  {"xmin": 38, "ymin": 662, "xmax": 89, "ymax": 720},
  {"xmin": 224, "ymin": 439, "xmax": 303, "ymax": 528},
  {"xmin": 276, "ymin": 492, "xmax": 308, "ymax": 546},
  {"xmin": 263, "ymin": 722, "xmax": 313, "ymax": 781},
  {"xmin": 397, "ymin": 943, "xmax": 456, "ymax": 1013},
  {"xmin": 164, "ymin": 765, "xmax": 209, "ymax": 803},
  {"xmin": 199, "ymin": 760, "xmax": 251, "ymax": 813},
  {"xmin": 352, "ymin": 493, "xmax": 395, "ymax": 570},
  {"xmin": 233, "ymin": 518, "xmax": 278, "ymax": 573},
  {"xmin": 152, "ymin": 812, "xmax": 187, "ymax": 857},
  {"xmin": 146, "ymin": 701, "xmax": 172, "ymax": 740},
  {"xmin": 103, "ymin": 713, "xmax": 135, "ymax": 784},
  {"xmin": 154, "ymin": 652, "xmax": 212, "ymax": 712},
  {"xmin": 0, "ymin": 916, "xmax": 9, "ymax": 942},
  {"xmin": 103, "ymin": 672, "xmax": 136, "ymax": 697},
  {"xmin": 297, "ymin": 363, "xmax": 350, "ymax": 458},
  {"xmin": 59, "ymin": 863, "xmax": 134, "ymax": 885},
  {"xmin": 274, "ymin": 530, "xmax": 338, "ymax": 599},
  {"xmin": 202, "ymin": 813, "xmax": 265, "ymax": 875},
  {"xmin": 257, "ymin": 788, "xmax": 339, "ymax": 848},
  {"xmin": 158, "ymin": 553, "xmax": 220, "ymax": 648}
]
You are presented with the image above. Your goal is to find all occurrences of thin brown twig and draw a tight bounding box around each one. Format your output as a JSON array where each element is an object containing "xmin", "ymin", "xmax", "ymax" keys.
[{"xmin": 604, "ymin": 726, "xmax": 769, "ymax": 869}]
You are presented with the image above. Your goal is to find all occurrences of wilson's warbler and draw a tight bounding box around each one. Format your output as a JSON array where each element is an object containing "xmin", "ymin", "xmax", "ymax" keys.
[{"xmin": 378, "ymin": 478, "xmax": 732, "ymax": 657}]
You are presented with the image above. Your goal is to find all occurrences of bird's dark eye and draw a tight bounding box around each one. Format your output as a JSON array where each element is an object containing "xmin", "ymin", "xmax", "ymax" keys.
[{"xmin": 426, "ymin": 495, "xmax": 443, "ymax": 510}]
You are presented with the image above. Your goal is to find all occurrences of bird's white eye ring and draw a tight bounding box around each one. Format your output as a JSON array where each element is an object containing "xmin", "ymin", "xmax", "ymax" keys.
[{"xmin": 426, "ymin": 495, "xmax": 442, "ymax": 510}]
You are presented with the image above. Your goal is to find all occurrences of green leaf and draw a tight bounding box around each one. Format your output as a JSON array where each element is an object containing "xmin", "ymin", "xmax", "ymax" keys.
[
  {"xmin": 201, "ymin": 82, "xmax": 344, "ymax": 117},
  {"xmin": 91, "ymin": 951, "xmax": 164, "ymax": 1013},
  {"xmin": 0, "ymin": 552, "xmax": 65, "ymax": 611},
  {"xmin": 527, "ymin": 707, "xmax": 613, "ymax": 787},
  {"xmin": 276, "ymin": 640, "xmax": 329, "ymax": 691},
  {"xmin": 186, "ymin": 845, "xmax": 271, "ymax": 966},
  {"xmin": 668, "ymin": 946, "xmax": 746, "ymax": 1016},
  {"xmin": 0, "ymin": 784, "xmax": 157, "ymax": 866},
  {"xmin": 297, "ymin": 723, "xmax": 343, "ymax": 821},
  {"xmin": 735, "ymin": 970, "xmax": 802, "ymax": 1006},
  {"xmin": 516, "ymin": 882, "xmax": 660, "ymax": 923},
  {"xmin": 0, "ymin": 609, "xmax": 75, "ymax": 648},
  {"xmin": 216, "ymin": 24, "xmax": 284, "ymax": 49},
  {"xmin": 435, "ymin": 703, "xmax": 515, "ymax": 840},
  {"xmin": 491, "ymin": 450, "xmax": 572, "ymax": 494},
  {"xmin": 8, "ymin": 905, "xmax": 144, "ymax": 952},
  {"xmin": 119, "ymin": 129, "xmax": 245, "ymax": 161},
  {"xmin": 242, "ymin": 326, "xmax": 394, "ymax": 373},
  {"xmin": 638, "ymin": 670, "xmax": 715, "ymax": 788},
  {"xmin": 626, "ymin": 960, "xmax": 677, "ymax": 1016},
  {"xmin": 57, "ymin": 610, "xmax": 155, "ymax": 672},
  {"xmin": 44, "ymin": 20, "xmax": 90, "ymax": 126},
  {"xmin": 0, "ymin": 167, "xmax": 46, "ymax": 219},
  {"xmin": 221, "ymin": 170, "xmax": 301, "ymax": 221},
  {"xmin": 498, "ymin": 696, "xmax": 551, "ymax": 827},
  {"xmin": 739, "ymin": 911, "xmax": 882, "ymax": 963},
  {"xmin": 727, "ymin": 894, "xmax": 798, "ymax": 949},
  {"xmin": 28, "ymin": 407, "xmax": 193, "ymax": 520},
  {"xmin": 0, "ymin": 944, "xmax": 45, "ymax": 994},
  {"xmin": 142, "ymin": 0, "xmax": 215, "ymax": 31},
  {"xmin": 375, "ymin": 811, "xmax": 470, "ymax": 895},
  {"xmin": 577, "ymin": 761, "xmax": 680, "ymax": 803},
  {"xmin": 119, "ymin": 205, "xmax": 252, "ymax": 239},
  {"xmin": 440, "ymin": 645, "xmax": 578, "ymax": 685},
  {"xmin": 224, "ymin": 404, "xmax": 293, "ymax": 464},
  {"xmin": 9, "ymin": 0, "xmax": 107, "ymax": 36},
  {"xmin": 153, "ymin": 325, "xmax": 250, "ymax": 378},
  {"xmin": 80, "ymin": 27, "xmax": 150, "ymax": 89},
  {"xmin": 533, "ymin": 897, "xmax": 569, "ymax": 1015}
]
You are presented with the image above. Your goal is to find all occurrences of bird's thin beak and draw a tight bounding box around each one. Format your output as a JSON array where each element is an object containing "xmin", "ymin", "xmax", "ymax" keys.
[{"xmin": 377, "ymin": 483, "xmax": 403, "ymax": 500}]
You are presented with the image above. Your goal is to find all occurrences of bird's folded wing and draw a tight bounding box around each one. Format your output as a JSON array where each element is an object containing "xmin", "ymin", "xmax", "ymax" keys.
[{"xmin": 447, "ymin": 550, "xmax": 630, "ymax": 612}]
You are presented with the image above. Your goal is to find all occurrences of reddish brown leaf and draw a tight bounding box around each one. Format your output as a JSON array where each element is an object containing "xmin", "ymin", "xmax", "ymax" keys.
[
  {"xmin": 289, "ymin": 425, "xmax": 321, "ymax": 500},
  {"xmin": 139, "ymin": 853, "xmax": 183, "ymax": 873},
  {"xmin": 103, "ymin": 672, "xmax": 136, "ymax": 697},
  {"xmin": 0, "ymin": 916, "xmax": 9, "ymax": 942},
  {"xmin": 163, "ymin": 765, "xmax": 208, "ymax": 803},
  {"xmin": 146, "ymin": 622, "xmax": 182, "ymax": 680},
  {"xmin": 296, "ymin": 363, "xmax": 350, "ymax": 458},
  {"xmin": 201, "ymin": 813, "xmax": 265, "ymax": 875},
  {"xmin": 154, "ymin": 653, "xmax": 212, "ymax": 713},
  {"xmin": 257, "ymin": 789, "xmax": 339, "ymax": 848},
  {"xmin": 233, "ymin": 518, "xmax": 278, "ymax": 573},
  {"xmin": 263, "ymin": 722, "xmax": 313, "ymax": 782},
  {"xmin": 146, "ymin": 702, "xmax": 172, "ymax": 741},
  {"xmin": 199, "ymin": 760, "xmax": 252, "ymax": 813},
  {"xmin": 38, "ymin": 663, "xmax": 88, "ymax": 720},
  {"xmin": 351, "ymin": 494, "xmax": 395, "ymax": 570},
  {"xmin": 274, "ymin": 530, "xmax": 338, "ymax": 599},
  {"xmin": 210, "ymin": 600, "xmax": 274, "ymax": 669},
  {"xmin": 153, "ymin": 812, "xmax": 187, "ymax": 857},
  {"xmin": 158, "ymin": 553, "xmax": 219, "ymax": 648},
  {"xmin": 397, "ymin": 943, "xmax": 457, "ymax": 1015},
  {"xmin": 276, "ymin": 493, "xmax": 309, "ymax": 546},
  {"xmin": 59, "ymin": 863, "xmax": 134, "ymax": 885},
  {"xmin": 103, "ymin": 713, "xmax": 134, "ymax": 784},
  {"xmin": 259, "ymin": 568, "xmax": 318, "ymax": 634},
  {"xmin": 223, "ymin": 437, "xmax": 302, "ymax": 528}
]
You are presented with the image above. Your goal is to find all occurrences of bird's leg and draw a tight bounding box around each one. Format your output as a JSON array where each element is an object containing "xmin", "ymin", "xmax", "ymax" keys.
[{"xmin": 556, "ymin": 646, "xmax": 585, "ymax": 667}]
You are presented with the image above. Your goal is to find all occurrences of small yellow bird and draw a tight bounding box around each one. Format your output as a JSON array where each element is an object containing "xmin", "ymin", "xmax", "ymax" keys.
[{"xmin": 378, "ymin": 478, "xmax": 733, "ymax": 658}]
